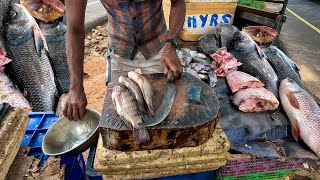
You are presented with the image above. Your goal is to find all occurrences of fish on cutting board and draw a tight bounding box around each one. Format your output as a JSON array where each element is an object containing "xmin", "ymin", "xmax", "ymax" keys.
[
  {"xmin": 262, "ymin": 45, "xmax": 303, "ymax": 88},
  {"xmin": 226, "ymin": 71, "xmax": 265, "ymax": 93},
  {"xmin": 118, "ymin": 76, "xmax": 146, "ymax": 115},
  {"xmin": 112, "ymin": 85, "xmax": 150, "ymax": 144},
  {"xmin": 39, "ymin": 20, "xmax": 70, "ymax": 95},
  {"xmin": 128, "ymin": 71, "xmax": 155, "ymax": 116},
  {"xmin": 230, "ymin": 31, "xmax": 279, "ymax": 97},
  {"xmin": 279, "ymin": 78, "xmax": 320, "ymax": 157},
  {"xmin": 233, "ymin": 87, "xmax": 279, "ymax": 112},
  {"xmin": 5, "ymin": 4, "xmax": 58, "ymax": 111},
  {"xmin": 211, "ymin": 47, "xmax": 242, "ymax": 77},
  {"xmin": 242, "ymin": 26, "xmax": 278, "ymax": 44}
]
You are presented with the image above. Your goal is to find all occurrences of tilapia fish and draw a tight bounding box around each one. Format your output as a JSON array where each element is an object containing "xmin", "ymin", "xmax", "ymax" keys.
[
  {"xmin": 280, "ymin": 78, "xmax": 320, "ymax": 157},
  {"xmin": 40, "ymin": 20, "xmax": 70, "ymax": 94},
  {"xmin": 0, "ymin": 0, "xmax": 10, "ymax": 36},
  {"xmin": 5, "ymin": 4, "xmax": 58, "ymax": 111},
  {"xmin": 128, "ymin": 71, "xmax": 155, "ymax": 116},
  {"xmin": 118, "ymin": 76, "xmax": 146, "ymax": 114},
  {"xmin": 112, "ymin": 85, "xmax": 150, "ymax": 144},
  {"xmin": 243, "ymin": 26, "xmax": 278, "ymax": 44},
  {"xmin": 226, "ymin": 71, "xmax": 265, "ymax": 93},
  {"xmin": 262, "ymin": 45, "xmax": 303, "ymax": 88},
  {"xmin": 214, "ymin": 23, "xmax": 239, "ymax": 50},
  {"xmin": 230, "ymin": 31, "xmax": 279, "ymax": 97},
  {"xmin": 233, "ymin": 87, "xmax": 279, "ymax": 112}
]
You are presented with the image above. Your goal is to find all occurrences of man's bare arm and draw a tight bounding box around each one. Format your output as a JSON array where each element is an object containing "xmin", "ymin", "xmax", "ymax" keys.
[{"xmin": 63, "ymin": 0, "xmax": 88, "ymax": 121}]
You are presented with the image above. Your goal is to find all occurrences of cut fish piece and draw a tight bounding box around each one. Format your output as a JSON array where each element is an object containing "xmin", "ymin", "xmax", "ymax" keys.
[
  {"xmin": 242, "ymin": 26, "xmax": 278, "ymax": 44},
  {"xmin": 233, "ymin": 88, "xmax": 279, "ymax": 112},
  {"xmin": 226, "ymin": 71, "xmax": 265, "ymax": 93}
]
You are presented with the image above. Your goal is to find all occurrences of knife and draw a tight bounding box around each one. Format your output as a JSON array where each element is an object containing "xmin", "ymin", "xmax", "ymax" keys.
[{"xmin": 139, "ymin": 70, "xmax": 176, "ymax": 127}]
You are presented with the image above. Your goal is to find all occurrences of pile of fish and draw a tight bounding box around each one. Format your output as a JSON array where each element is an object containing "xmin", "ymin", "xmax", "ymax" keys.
[
  {"xmin": 112, "ymin": 71, "xmax": 155, "ymax": 144},
  {"xmin": 0, "ymin": 3, "xmax": 70, "ymax": 112}
]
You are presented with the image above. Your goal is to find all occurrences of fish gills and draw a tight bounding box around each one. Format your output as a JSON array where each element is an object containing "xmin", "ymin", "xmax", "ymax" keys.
[
  {"xmin": 226, "ymin": 71, "xmax": 265, "ymax": 93},
  {"xmin": 233, "ymin": 87, "xmax": 279, "ymax": 112},
  {"xmin": 128, "ymin": 71, "xmax": 155, "ymax": 116},
  {"xmin": 40, "ymin": 21, "xmax": 70, "ymax": 94},
  {"xmin": 118, "ymin": 76, "xmax": 146, "ymax": 114},
  {"xmin": 112, "ymin": 85, "xmax": 150, "ymax": 144},
  {"xmin": 280, "ymin": 78, "xmax": 320, "ymax": 157}
]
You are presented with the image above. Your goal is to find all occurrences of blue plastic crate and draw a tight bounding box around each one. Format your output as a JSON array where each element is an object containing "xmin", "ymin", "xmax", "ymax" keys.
[{"xmin": 86, "ymin": 145, "xmax": 215, "ymax": 180}]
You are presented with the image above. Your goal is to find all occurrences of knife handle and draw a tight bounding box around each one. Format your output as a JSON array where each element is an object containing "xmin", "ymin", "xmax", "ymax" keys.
[{"xmin": 167, "ymin": 69, "xmax": 174, "ymax": 83}]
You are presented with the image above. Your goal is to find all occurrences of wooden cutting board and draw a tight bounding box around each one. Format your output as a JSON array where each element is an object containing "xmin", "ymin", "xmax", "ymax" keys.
[{"xmin": 99, "ymin": 73, "xmax": 219, "ymax": 151}]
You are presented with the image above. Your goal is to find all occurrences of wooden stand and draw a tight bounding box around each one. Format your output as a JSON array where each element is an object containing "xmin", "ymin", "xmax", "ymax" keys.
[{"xmin": 99, "ymin": 73, "xmax": 219, "ymax": 151}]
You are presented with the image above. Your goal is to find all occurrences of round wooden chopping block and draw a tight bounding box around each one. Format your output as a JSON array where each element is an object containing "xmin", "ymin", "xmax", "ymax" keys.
[{"xmin": 99, "ymin": 73, "xmax": 219, "ymax": 151}]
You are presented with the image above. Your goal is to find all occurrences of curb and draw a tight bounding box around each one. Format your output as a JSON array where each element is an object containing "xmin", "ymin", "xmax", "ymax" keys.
[{"xmin": 85, "ymin": 16, "xmax": 108, "ymax": 33}]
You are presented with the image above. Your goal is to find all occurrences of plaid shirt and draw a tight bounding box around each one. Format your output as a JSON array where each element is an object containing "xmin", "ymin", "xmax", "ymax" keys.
[{"xmin": 100, "ymin": 0, "xmax": 167, "ymax": 60}]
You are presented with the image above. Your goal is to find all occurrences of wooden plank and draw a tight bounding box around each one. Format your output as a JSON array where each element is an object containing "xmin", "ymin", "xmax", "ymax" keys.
[{"xmin": 99, "ymin": 73, "xmax": 219, "ymax": 151}]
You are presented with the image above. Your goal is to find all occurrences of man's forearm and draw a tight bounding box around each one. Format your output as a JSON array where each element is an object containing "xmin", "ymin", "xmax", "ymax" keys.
[
  {"xmin": 66, "ymin": 30, "xmax": 85, "ymax": 91},
  {"xmin": 167, "ymin": 0, "xmax": 186, "ymax": 39}
]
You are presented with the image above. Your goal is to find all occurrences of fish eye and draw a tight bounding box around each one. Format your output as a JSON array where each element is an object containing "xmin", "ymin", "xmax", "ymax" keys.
[
  {"xmin": 287, "ymin": 78, "xmax": 295, "ymax": 83},
  {"xmin": 10, "ymin": 11, "xmax": 17, "ymax": 17}
]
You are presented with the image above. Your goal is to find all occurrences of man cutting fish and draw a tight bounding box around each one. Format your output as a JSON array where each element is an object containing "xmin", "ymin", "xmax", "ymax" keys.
[{"xmin": 63, "ymin": 0, "xmax": 186, "ymax": 120}]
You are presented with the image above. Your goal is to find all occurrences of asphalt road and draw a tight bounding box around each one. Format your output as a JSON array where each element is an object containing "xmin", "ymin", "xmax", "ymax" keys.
[{"xmin": 278, "ymin": 0, "xmax": 320, "ymax": 100}]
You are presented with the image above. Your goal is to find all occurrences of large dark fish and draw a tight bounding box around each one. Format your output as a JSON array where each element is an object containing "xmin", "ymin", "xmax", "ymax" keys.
[
  {"xmin": 5, "ymin": 4, "xmax": 58, "ymax": 111},
  {"xmin": 197, "ymin": 34, "xmax": 220, "ymax": 56},
  {"xmin": 0, "ymin": 0, "xmax": 10, "ymax": 36},
  {"xmin": 230, "ymin": 31, "xmax": 279, "ymax": 97},
  {"xmin": 262, "ymin": 45, "xmax": 303, "ymax": 88},
  {"xmin": 214, "ymin": 23, "xmax": 239, "ymax": 50},
  {"xmin": 39, "ymin": 20, "xmax": 70, "ymax": 94}
]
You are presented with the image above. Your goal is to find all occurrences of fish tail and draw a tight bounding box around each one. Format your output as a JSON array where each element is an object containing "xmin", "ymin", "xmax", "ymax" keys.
[{"xmin": 133, "ymin": 127, "xmax": 150, "ymax": 144}]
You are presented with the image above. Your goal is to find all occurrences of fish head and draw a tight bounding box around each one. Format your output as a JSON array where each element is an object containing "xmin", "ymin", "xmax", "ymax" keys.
[
  {"xmin": 231, "ymin": 31, "xmax": 255, "ymax": 51},
  {"xmin": 7, "ymin": 4, "xmax": 34, "ymax": 31},
  {"xmin": 280, "ymin": 78, "xmax": 302, "ymax": 92}
]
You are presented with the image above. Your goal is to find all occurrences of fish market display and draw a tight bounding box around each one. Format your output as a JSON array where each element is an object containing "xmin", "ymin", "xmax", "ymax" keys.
[
  {"xmin": 279, "ymin": 78, "xmax": 320, "ymax": 157},
  {"xmin": 128, "ymin": 71, "xmax": 155, "ymax": 116},
  {"xmin": 214, "ymin": 23, "xmax": 239, "ymax": 50},
  {"xmin": 40, "ymin": 21, "xmax": 70, "ymax": 94},
  {"xmin": 0, "ymin": 0, "xmax": 10, "ymax": 36},
  {"xmin": 20, "ymin": 0, "xmax": 65, "ymax": 22},
  {"xmin": 230, "ymin": 31, "xmax": 279, "ymax": 97},
  {"xmin": 226, "ymin": 71, "xmax": 265, "ymax": 93},
  {"xmin": 263, "ymin": 45, "xmax": 303, "ymax": 88},
  {"xmin": 233, "ymin": 88, "xmax": 279, "ymax": 112},
  {"xmin": 243, "ymin": 26, "xmax": 278, "ymax": 44},
  {"xmin": 5, "ymin": 4, "xmax": 58, "ymax": 111},
  {"xmin": 211, "ymin": 47, "xmax": 242, "ymax": 77},
  {"xmin": 118, "ymin": 76, "xmax": 146, "ymax": 115},
  {"xmin": 112, "ymin": 85, "xmax": 150, "ymax": 144}
]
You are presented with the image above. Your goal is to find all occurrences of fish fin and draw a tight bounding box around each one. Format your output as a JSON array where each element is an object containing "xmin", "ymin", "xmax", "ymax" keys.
[
  {"xmin": 291, "ymin": 119, "xmax": 300, "ymax": 142},
  {"xmin": 255, "ymin": 44, "xmax": 266, "ymax": 60},
  {"xmin": 133, "ymin": 127, "xmax": 150, "ymax": 144},
  {"xmin": 32, "ymin": 20, "xmax": 49, "ymax": 57},
  {"xmin": 287, "ymin": 92, "xmax": 300, "ymax": 109}
]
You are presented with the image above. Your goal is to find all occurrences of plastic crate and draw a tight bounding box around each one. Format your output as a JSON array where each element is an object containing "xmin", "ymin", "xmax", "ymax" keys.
[
  {"xmin": 86, "ymin": 145, "xmax": 215, "ymax": 180},
  {"xmin": 21, "ymin": 112, "xmax": 87, "ymax": 180}
]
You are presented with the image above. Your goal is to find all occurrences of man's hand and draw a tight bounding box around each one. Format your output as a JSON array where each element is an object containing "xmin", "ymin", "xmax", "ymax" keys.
[
  {"xmin": 161, "ymin": 43, "xmax": 183, "ymax": 79},
  {"xmin": 63, "ymin": 88, "xmax": 87, "ymax": 121}
]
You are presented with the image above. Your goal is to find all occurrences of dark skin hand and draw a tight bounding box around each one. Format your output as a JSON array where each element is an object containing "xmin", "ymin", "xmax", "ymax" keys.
[
  {"xmin": 63, "ymin": 0, "xmax": 87, "ymax": 121},
  {"xmin": 161, "ymin": 0, "xmax": 186, "ymax": 79}
]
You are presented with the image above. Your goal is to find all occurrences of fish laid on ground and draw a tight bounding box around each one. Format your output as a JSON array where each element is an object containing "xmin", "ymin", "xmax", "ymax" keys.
[
  {"xmin": 230, "ymin": 31, "xmax": 279, "ymax": 97},
  {"xmin": 118, "ymin": 76, "xmax": 146, "ymax": 115},
  {"xmin": 197, "ymin": 34, "xmax": 220, "ymax": 55},
  {"xmin": 279, "ymin": 78, "xmax": 320, "ymax": 157},
  {"xmin": 5, "ymin": 4, "xmax": 58, "ymax": 111},
  {"xmin": 211, "ymin": 47, "xmax": 242, "ymax": 77},
  {"xmin": 20, "ymin": 0, "xmax": 65, "ymax": 22},
  {"xmin": 112, "ymin": 85, "xmax": 150, "ymax": 144},
  {"xmin": 226, "ymin": 71, "xmax": 265, "ymax": 93},
  {"xmin": 128, "ymin": 71, "xmax": 155, "ymax": 116},
  {"xmin": 242, "ymin": 26, "xmax": 278, "ymax": 44},
  {"xmin": 40, "ymin": 20, "xmax": 70, "ymax": 94},
  {"xmin": 214, "ymin": 23, "xmax": 239, "ymax": 50},
  {"xmin": 0, "ymin": 0, "xmax": 10, "ymax": 36},
  {"xmin": 262, "ymin": 45, "xmax": 303, "ymax": 88},
  {"xmin": 233, "ymin": 87, "xmax": 279, "ymax": 112}
]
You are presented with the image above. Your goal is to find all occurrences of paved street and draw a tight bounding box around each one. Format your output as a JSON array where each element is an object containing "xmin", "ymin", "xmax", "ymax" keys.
[{"xmin": 85, "ymin": 0, "xmax": 107, "ymax": 32}]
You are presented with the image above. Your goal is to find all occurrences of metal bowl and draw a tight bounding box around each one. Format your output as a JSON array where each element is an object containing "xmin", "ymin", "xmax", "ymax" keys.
[{"xmin": 42, "ymin": 109, "xmax": 100, "ymax": 156}]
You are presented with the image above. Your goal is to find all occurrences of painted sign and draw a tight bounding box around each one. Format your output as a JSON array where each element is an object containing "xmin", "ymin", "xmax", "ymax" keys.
[{"xmin": 183, "ymin": 13, "xmax": 235, "ymax": 34}]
